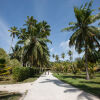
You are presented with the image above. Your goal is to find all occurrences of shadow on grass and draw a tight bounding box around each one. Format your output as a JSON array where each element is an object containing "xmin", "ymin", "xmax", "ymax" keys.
[
  {"xmin": 0, "ymin": 91, "xmax": 22, "ymax": 100},
  {"xmin": 60, "ymin": 78, "xmax": 100, "ymax": 98},
  {"xmin": 61, "ymin": 75, "xmax": 85, "ymax": 79},
  {"xmin": 80, "ymin": 81, "xmax": 100, "ymax": 85}
]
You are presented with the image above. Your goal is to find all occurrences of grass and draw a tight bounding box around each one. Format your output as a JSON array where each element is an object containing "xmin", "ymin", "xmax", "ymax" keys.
[
  {"xmin": 0, "ymin": 74, "xmax": 41, "ymax": 85},
  {"xmin": 0, "ymin": 91, "xmax": 22, "ymax": 100},
  {"xmin": 53, "ymin": 72, "xmax": 100, "ymax": 98}
]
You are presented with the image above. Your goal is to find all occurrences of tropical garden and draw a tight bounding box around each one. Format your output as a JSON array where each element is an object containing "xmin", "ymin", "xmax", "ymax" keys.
[
  {"xmin": 0, "ymin": 0, "xmax": 100, "ymax": 99},
  {"xmin": 51, "ymin": 0, "xmax": 100, "ymax": 97}
]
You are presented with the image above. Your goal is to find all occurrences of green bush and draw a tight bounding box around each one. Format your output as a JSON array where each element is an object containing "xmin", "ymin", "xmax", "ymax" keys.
[
  {"xmin": 29, "ymin": 67, "xmax": 40, "ymax": 76},
  {"xmin": 12, "ymin": 67, "xmax": 30, "ymax": 81},
  {"xmin": 0, "ymin": 59, "xmax": 6, "ymax": 68},
  {"xmin": 0, "ymin": 48, "xmax": 10, "ymax": 64},
  {"xmin": 0, "ymin": 59, "xmax": 6, "ymax": 64},
  {"xmin": 12, "ymin": 66, "xmax": 42, "ymax": 82}
]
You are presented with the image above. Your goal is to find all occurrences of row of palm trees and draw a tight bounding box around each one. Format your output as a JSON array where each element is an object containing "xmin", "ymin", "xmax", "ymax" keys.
[
  {"xmin": 62, "ymin": 0, "xmax": 100, "ymax": 80},
  {"xmin": 52, "ymin": 50, "xmax": 73, "ymax": 62},
  {"xmin": 9, "ymin": 16, "xmax": 51, "ymax": 68},
  {"xmin": 8, "ymin": 0, "xmax": 100, "ymax": 80}
]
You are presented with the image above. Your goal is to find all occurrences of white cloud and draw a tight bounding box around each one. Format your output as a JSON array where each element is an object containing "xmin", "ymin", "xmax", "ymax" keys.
[
  {"xmin": 60, "ymin": 40, "xmax": 84, "ymax": 60},
  {"xmin": 60, "ymin": 40, "xmax": 70, "ymax": 50}
]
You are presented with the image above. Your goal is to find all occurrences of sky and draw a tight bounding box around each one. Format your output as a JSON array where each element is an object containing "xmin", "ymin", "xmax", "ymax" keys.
[{"xmin": 0, "ymin": 0, "xmax": 100, "ymax": 61}]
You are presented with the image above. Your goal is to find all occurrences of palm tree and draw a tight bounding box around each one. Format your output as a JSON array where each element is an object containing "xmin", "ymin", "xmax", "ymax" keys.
[
  {"xmin": 38, "ymin": 21, "xmax": 51, "ymax": 38},
  {"xmin": 52, "ymin": 54, "xmax": 55, "ymax": 58},
  {"xmin": 10, "ymin": 44, "xmax": 21, "ymax": 61},
  {"xmin": 61, "ymin": 53, "xmax": 65, "ymax": 60},
  {"xmin": 62, "ymin": 0, "xmax": 100, "ymax": 80},
  {"xmin": 98, "ymin": 8, "xmax": 100, "ymax": 25},
  {"xmin": 68, "ymin": 50, "xmax": 73, "ymax": 62},
  {"xmin": 17, "ymin": 16, "xmax": 51, "ymax": 67},
  {"xmin": 94, "ymin": 7, "xmax": 100, "ymax": 26},
  {"xmin": 8, "ymin": 26, "xmax": 19, "ymax": 53},
  {"xmin": 55, "ymin": 55, "xmax": 59, "ymax": 62}
]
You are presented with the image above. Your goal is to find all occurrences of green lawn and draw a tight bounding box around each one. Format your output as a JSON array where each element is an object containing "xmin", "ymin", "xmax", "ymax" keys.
[
  {"xmin": 53, "ymin": 72, "xmax": 100, "ymax": 98},
  {"xmin": 0, "ymin": 91, "xmax": 22, "ymax": 100}
]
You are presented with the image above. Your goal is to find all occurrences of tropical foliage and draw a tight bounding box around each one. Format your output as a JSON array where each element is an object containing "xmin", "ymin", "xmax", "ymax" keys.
[
  {"xmin": 0, "ymin": 0, "xmax": 100, "ymax": 83},
  {"xmin": 62, "ymin": 0, "xmax": 100, "ymax": 80},
  {"xmin": 0, "ymin": 48, "xmax": 11, "ymax": 75},
  {"xmin": 9, "ymin": 16, "xmax": 51, "ymax": 68}
]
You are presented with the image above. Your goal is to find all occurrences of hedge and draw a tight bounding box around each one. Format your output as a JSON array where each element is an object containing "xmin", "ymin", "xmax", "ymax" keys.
[{"xmin": 12, "ymin": 67, "xmax": 41, "ymax": 81}]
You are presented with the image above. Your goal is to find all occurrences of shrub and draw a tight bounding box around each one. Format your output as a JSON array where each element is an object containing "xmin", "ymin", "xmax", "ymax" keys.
[
  {"xmin": 0, "ymin": 58, "xmax": 11, "ymax": 76},
  {"xmin": 12, "ymin": 67, "xmax": 30, "ymax": 81},
  {"xmin": 0, "ymin": 59, "xmax": 6, "ymax": 68},
  {"xmin": 12, "ymin": 66, "xmax": 42, "ymax": 82},
  {"xmin": 0, "ymin": 48, "xmax": 10, "ymax": 64},
  {"xmin": 29, "ymin": 67, "xmax": 40, "ymax": 76},
  {"xmin": 0, "ymin": 59, "xmax": 6, "ymax": 64}
]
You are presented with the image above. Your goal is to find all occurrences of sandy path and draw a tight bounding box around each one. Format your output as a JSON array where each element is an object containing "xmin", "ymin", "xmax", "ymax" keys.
[
  {"xmin": 0, "ymin": 72, "xmax": 99, "ymax": 100},
  {"xmin": 24, "ymin": 72, "xmax": 99, "ymax": 100},
  {"xmin": 0, "ymin": 82, "xmax": 34, "ymax": 94}
]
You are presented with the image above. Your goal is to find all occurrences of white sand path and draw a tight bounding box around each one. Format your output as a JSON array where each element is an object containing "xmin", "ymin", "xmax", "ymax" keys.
[{"xmin": 0, "ymin": 72, "xmax": 100, "ymax": 100}]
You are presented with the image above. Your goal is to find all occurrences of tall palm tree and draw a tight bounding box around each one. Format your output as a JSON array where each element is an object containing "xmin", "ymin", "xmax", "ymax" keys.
[
  {"xmin": 38, "ymin": 21, "xmax": 51, "ymax": 38},
  {"xmin": 8, "ymin": 26, "xmax": 19, "ymax": 53},
  {"xmin": 52, "ymin": 54, "xmax": 55, "ymax": 59},
  {"xmin": 62, "ymin": 0, "xmax": 100, "ymax": 80},
  {"xmin": 98, "ymin": 8, "xmax": 100, "ymax": 25},
  {"xmin": 17, "ymin": 16, "xmax": 51, "ymax": 67},
  {"xmin": 55, "ymin": 55, "xmax": 59, "ymax": 62},
  {"xmin": 94, "ymin": 7, "xmax": 100, "ymax": 26},
  {"xmin": 68, "ymin": 50, "xmax": 73, "ymax": 62},
  {"xmin": 61, "ymin": 53, "xmax": 65, "ymax": 60}
]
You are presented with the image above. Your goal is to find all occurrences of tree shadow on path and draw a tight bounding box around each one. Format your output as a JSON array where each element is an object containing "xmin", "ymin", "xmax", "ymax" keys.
[{"xmin": 39, "ymin": 78, "xmax": 99, "ymax": 100}]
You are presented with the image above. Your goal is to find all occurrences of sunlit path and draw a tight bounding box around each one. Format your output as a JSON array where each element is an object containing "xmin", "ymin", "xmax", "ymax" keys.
[{"xmin": 24, "ymin": 72, "xmax": 99, "ymax": 100}]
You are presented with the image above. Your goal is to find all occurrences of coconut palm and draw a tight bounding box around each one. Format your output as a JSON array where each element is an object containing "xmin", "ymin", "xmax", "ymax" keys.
[
  {"xmin": 98, "ymin": 8, "xmax": 100, "ymax": 25},
  {"xmin": 62, "ymin": 0, "xmax": 100, "ymax": 80},
  {"xmin": 61, "ymin": 53, "xmax": 65, "ymax": 60},
  {"xmin": 68, "ymin": 50, "xmax": 75, "ymax": 74},
  {"xmin": 38, "ymin": 21, "xmax": 51, "ymax": 38},
  {"xmin": 52, "ymin": 54, "xmax": 55, "ymax": 58},
  {"xmin": 68, "ymin": 50, "xmax": 73, "ymax": 62},
  {"xmin": 55, "ymin": 55, "xmax": 59, "ymax": 62},
  {"xmin": 8, "ymin": 26, "xmax": 19, "ymax": 53},
  {"xmin": 93, "ymin": 7, "xmax": 100, "ymax": 26},
  {"xmin": 10, "ymin": 44, "xmax": 21, "ymax": 61},
  {"xmin": 17, "ymin": 16, "xmax": 51, "ymax": 67},
  {"xmin": 22, "ymin": 37, "xmax": 50, "ymax": 67}
]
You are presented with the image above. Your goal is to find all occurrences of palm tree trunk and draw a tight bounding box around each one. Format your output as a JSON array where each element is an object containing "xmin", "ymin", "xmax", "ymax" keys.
[
  {"xmin": 9, "ymin": 37, "xmax": 13, "ymax": 54},
  {"xmin": 85, "ymin": 44, "xmax": 90, "ymax": 80},
  {"xmin": 21, "ymin": 50, "xmax": 23, "ymax": 66},
  {"xmin": 31, "ymin": 55, "xmax": 33, "ymax": 67}
]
